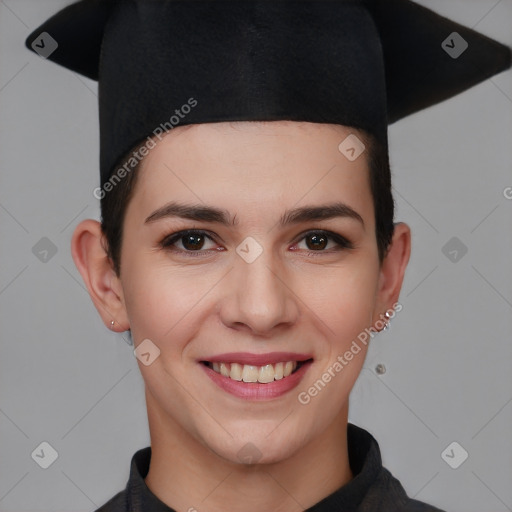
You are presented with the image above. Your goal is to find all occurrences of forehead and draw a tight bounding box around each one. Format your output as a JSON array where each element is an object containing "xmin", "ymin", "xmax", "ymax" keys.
[{"xmin": 129, "ymin": 121, "xmax": 374, "ymax": 227}]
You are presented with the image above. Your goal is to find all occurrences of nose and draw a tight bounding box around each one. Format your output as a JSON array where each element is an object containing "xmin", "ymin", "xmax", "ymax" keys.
[{"xmin": 218, "ymin": 245, "xmax": 300, "ymax": 336}]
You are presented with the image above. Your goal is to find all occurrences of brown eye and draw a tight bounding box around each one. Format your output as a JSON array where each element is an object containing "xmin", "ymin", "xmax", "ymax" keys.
[
  {"xmin": 295, "ymin": 230, "xmax": 352, "ymax": 253},
  {"xmin": 161, "ymin": 230, "xmax": 217, "ymax": 253},
  {"xmin": 304, "ymin": 233, "xmax": 329, "ymax": 251},
  {"xmin": 181, "ymin": 233, "xmax": 206, "ymax": 250}
]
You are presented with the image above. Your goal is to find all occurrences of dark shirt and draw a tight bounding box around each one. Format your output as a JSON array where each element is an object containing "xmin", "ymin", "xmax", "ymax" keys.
[{"xmin": 95, "ymin": 423, "xmax": 446, "ymax": 512}]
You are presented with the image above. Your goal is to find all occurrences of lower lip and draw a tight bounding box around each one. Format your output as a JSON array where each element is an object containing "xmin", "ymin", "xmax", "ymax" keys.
[{"xmin": 200, "ymin": 361, "xmax": 313, "ymax": 400}]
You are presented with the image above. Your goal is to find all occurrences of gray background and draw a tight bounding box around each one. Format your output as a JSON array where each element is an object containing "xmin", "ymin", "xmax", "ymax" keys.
[{"xmin": 1, "ymin": 1, "xmax": 511, "ymax": 511}]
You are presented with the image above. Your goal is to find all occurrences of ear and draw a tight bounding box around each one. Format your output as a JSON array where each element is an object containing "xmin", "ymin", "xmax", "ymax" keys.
[
  {"xmin": 372, "ymin": 222, "xmax": 411, "ymax": 327},
  {"xmin": 70, "ymin": 219, "xmax": 129, "ymax": 332}
]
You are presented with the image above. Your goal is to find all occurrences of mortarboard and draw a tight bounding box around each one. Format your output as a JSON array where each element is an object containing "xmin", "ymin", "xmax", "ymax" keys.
[{"xmin": 25, "ymin": 0, "xmax": 511, "ymax": 187}]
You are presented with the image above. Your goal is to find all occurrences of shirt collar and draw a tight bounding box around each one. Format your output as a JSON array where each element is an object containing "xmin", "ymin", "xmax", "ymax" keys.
[{"xmin": 126, "ymin": 423, "xmax": 383, "ymax": 511}]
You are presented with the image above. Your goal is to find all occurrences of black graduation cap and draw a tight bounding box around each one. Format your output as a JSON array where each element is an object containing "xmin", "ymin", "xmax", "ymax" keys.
[{"xmin": 26, "ymin": 0, "xmax": 511, "ymax": 187}]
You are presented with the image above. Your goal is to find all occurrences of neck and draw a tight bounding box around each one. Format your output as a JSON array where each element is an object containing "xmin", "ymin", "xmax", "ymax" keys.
[{"xmin": 144, "ymin": 389, "xmax": 353, "ymax": 512}]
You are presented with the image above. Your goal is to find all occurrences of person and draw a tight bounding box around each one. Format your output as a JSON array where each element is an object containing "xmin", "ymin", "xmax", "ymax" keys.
[{"xmin": 25, "ymin": 1, "xmax": 511, "ymax": 511}]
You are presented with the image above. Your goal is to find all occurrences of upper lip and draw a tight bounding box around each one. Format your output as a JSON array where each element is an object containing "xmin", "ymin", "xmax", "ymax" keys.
[{"xmin": 201, "ymin": 352, "xmax": 313, "ymax": 366}]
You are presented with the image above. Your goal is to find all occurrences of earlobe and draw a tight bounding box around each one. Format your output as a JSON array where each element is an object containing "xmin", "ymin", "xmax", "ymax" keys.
[
  {"xmin": 70, "ymin": 219, "xmax": 130, "ymax": 332},
  {"xmin": 373, "ymin": 222, "xmax": 411, "ymax": 326}
]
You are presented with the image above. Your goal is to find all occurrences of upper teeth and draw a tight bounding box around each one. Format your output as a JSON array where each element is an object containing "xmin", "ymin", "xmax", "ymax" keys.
[{"xmin": 210, "ymin": 361, "xmax": 298, "ymax": 383}]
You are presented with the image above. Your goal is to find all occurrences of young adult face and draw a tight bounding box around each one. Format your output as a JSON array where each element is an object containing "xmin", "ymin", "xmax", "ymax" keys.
[{"xmin": 73, "ymin": 120, "xmax": 410, "ymax": 466}]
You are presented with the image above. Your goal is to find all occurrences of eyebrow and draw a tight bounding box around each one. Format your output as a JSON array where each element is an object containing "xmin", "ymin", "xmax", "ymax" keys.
[{"xmin": 144, "ymin": 201, "xmax": 364, "ymax": 228}]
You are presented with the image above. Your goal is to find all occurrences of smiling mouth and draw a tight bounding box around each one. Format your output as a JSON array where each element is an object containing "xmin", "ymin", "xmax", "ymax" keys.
[{"xmin": 201, "ymin": 359, "xmax": 313, "ymax": 383}]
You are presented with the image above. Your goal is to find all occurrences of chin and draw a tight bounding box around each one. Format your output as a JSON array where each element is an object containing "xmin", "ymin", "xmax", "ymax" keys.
[
  {"xmin": 199, "ymin": 423, "xmax": 309, "ymax": 467},
  {"xmin": 218, "ymin": 440, "xmax": 300, "ymax": 466}
]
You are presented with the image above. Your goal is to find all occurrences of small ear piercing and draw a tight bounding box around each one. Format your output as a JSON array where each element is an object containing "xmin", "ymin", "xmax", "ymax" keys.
[
  {"xmin": 382, "ymin": 311, "xmax": 391, "ymax": 331},
  {"xmin": 110, "ymin": 320, "xmax": 115, "ymax": 329}
]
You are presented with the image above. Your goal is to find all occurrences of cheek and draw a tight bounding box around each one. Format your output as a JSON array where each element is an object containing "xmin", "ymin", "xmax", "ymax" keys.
[
  {"xmin": 120, "ymin": 254, "xmax": 219, "ymax": 347},
  {"xmin": 290, "ymin": 263, "xmax": 380, "ymax": 446},
  {"xmin": 306, "ymin": 259, "xmax": 379, "ymax": 342}
]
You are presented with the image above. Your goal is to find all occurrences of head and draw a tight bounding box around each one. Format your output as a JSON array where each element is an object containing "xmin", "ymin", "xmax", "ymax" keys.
[{"xmin": 71, "ymin": 120, "xmax": 410, "ymax": 464}]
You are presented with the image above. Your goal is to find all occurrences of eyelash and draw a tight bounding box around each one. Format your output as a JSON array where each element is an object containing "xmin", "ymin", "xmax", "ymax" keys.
[{"xmin": 160, "ymin": 229, "xmax": 353, "ymax": 257}]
